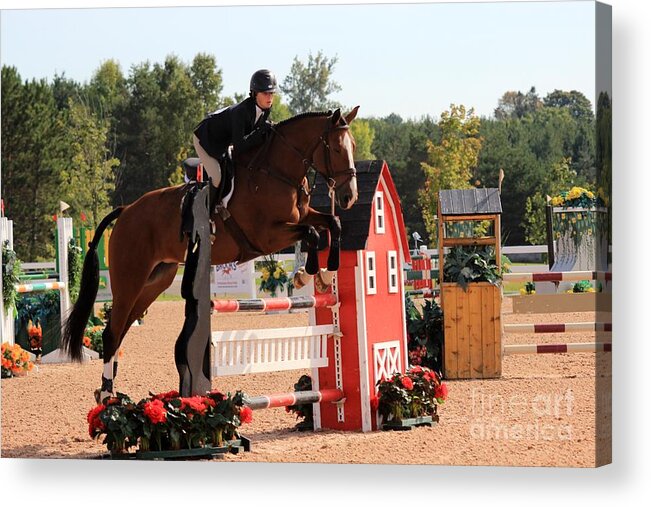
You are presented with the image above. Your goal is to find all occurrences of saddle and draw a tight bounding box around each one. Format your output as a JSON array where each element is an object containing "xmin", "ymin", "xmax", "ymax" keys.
[
  {"xmin": 182, "ymin": 155, "xmax": 234, "ymax": 207},
  {"xmin": 180, "ymin": 155, "xmax": 264, "ymax": 262}
]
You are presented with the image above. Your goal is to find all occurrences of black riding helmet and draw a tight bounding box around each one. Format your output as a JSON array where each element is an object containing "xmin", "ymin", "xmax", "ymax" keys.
[{"xmin": 250, "ymin": 69, "xmax": 278, "ymax": 94}]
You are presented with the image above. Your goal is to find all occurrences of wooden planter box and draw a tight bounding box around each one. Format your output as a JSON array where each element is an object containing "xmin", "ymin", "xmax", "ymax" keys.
[
  {"xmin": 442, "ymin": 282, "xmax": 502, "ymax": 379},
  {"xmin": 511, "ymin": 292, "xmax": 612, "ymax": 314}
]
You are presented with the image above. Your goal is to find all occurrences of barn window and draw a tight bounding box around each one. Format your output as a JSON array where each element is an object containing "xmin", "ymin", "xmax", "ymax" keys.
[
  {"xmin": 374, "ymin": 191, "xmax": 385, "ymax": 234},
  {"xmin": 387, "ymin": 250, "xmax": 399, "ymax": 293},
  {"xmin": 366, "ymin": 251, "xmax": 377, "ymax": 295}
]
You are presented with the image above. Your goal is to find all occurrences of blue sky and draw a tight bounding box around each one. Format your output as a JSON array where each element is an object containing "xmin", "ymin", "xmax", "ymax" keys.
[{"xmin": 0, "ymin": 0, "xmax": 597, "ymax": 119}]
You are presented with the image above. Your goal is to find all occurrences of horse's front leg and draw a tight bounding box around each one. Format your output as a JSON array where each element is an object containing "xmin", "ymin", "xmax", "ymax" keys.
[{"xmin": 302, "ymin": 208, "xmax": 342, "ymax": 271}]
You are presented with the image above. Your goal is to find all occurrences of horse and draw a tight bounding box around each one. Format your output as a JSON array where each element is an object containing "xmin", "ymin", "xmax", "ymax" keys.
[{"xmin": 61, "ymin": 107, "xmax": 360, "ymax": 401}]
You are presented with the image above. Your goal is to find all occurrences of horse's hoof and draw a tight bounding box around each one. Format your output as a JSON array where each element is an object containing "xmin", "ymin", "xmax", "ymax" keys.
[
  {"xmin": 93, "ymin": 389, "xmax": 101, "ymax": 404},
  {"xmin": 315, "ymin": 269, "xmax": 334, "ymax": 294},
  {"xmin": 293, "ymin": 272, "xmax": 306, "ymax": 290}
]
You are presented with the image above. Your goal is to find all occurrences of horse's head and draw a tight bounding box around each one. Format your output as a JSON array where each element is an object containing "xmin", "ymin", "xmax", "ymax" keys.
[{"xmin": 314, "ymin": 107, "xmax": 360, "ymax": 210}]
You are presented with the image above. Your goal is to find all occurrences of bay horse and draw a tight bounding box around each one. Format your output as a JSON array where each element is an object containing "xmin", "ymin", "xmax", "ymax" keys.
[{"xmin": 61, "ymin": 107, "xmax": 360, "ymax": 401}]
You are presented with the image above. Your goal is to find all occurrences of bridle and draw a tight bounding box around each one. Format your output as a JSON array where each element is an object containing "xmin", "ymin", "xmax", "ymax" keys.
[{"xmin": 258, "ymin": 114, "xmax": 357, "ymax": 199}]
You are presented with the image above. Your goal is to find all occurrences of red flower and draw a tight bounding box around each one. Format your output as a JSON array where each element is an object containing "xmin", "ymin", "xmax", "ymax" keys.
[
  {"xmin": 435, "ymin": 383, "xmax": 448, "ymax": 401},
  {"xmin": 181, "ymin": 396, "xmax": 209, "ymax": 415},
  {"xmin": 80, "ymin": 212, "xmax": 87, "ymax": 222},
  {"xmin": 370, "ymin": 395, "xmax": 379, "ymax": 411},
  {"xmin": 424, "ymin": 370, "xmax": 439, "ymax": 383},
  {"xmin": 203, "ymin": 397, "xmax": 216, "ymax": 408},
  {"xmin": 409, "ymin": 366, "xmax": 423, "ymax": 374},
  {"xmin": 400, "ymin": 376, "xmax": 414, "ymax": 390},
  {"xmin": 152, "ymin": 390, "xmax": 179, "ymax": 401},
  {"xmin": 239, "ymin": 406, "xmax": 253, "ymax": 424},
  {"xmin": 143, "ymin": 399, "xmax": 167, "ymax": 424},
  {"xmin": 87, "ymin": 404, "xmax": 104, "ymax": 424},
  {"xmin": 87, "ymin": 405, "xmax": 105, "ymax": 437}
]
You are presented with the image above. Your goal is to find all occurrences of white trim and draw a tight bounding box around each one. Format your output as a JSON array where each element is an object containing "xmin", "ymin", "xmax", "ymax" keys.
[
  {"xmin": 374, "ymin": 340, "xmax": 402, "ymax": 386},
  {"xmin": 374, "ymin": 191, "xmax": 386, "ymax": 234},
  {"xmin": 387, "ymin": 250, "xmax": 399, "ymax": 294},
  {"xmin": 355, "ymin": 250, "xmax": 372, "ymax": 432},
  {"xmin": 365, "ymin": 251, "xmax": 377, "ymax": 295}
]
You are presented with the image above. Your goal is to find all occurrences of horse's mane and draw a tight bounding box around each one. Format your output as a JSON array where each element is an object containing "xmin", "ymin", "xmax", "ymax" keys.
[{"xmin": 276, "ymin": 111, "xmax": 331, "ymax": 128}]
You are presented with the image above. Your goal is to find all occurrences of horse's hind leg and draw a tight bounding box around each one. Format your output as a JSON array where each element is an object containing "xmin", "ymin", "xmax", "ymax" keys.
[
  {"xmin": 97, "ymin": 263, "xmax": 176, "ymax": 402},
  {"xmin": 105, "ymin": 263, "xmax": 179, "ymax": 399}
]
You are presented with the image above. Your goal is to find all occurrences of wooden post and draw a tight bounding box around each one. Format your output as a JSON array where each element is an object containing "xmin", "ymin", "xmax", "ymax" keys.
[{"xmin": 545, "ymin": 201, "xmax": 555, "ymax": 269}]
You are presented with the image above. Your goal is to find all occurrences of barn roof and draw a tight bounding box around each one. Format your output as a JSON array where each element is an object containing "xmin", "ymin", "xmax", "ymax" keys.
[
  {"xmin": 438, "ymin": 188, "xmax": 502, "ymax": 216},
  {"xmin": 311, "ymin": 160, "xmax": 410, "ymax": 261}
]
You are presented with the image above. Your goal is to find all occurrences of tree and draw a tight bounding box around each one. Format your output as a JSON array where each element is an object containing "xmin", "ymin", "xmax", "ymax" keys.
[
  {"xmin": 56, "ymin": 99, "xmax": 119, "ymax": 229},
  {"xmin": 1, "ymin": 68, "xmax": 61, "ymax": 260},
  {"xmin": 494, "ymin": 86, "xmax": 543, "ymax": 120},
  {"xmin": 543, "ymin": 89, "xmax": 593, "ymax": 122},
  {"xmin": 189, "ymin": 53, "xmax": 223, "ymax": 115},
  {"xmin": 418, "ymin": 105, "xmax": 482, "ymax": 241},
  {"xmin": 280, "ymin": 51, "xmax": 341, "ymax": 114},
  {"xmin": 350, "ymin": 120, "xmax": 374, "ymax": 160},
  {"xmin": 112, "ymin": 55, "xmax": 206, "ymax": 204}
]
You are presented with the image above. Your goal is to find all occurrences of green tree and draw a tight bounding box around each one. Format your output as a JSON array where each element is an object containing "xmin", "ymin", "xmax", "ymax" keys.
[
  {"xmin": 112, "ymin": 55, "xmax": 205, "ymax": 204},
  {"xmin": 1, "ymin": 68, "xmax": 61, "ymax": 260},
  {"xmin": 280, "ymin": 51, "xmax": 341, "ymax": 114},
  {"xmin": 494, "ymin": 86, "xmax": 543, "ymax": 120},
  {"xmin": 419, "ymin": 105, "xmax": 482, "ymax": 241},
  {"xmin": 189, "ymin": 53, "xmax": 223, "ymax": 115},
  {"xmin": 55, "ymin": 99, "xmax": 119, "ymax": 229},
  {"xmin": 350, "ymin": 119, "xmax": 374, "ymax": 160}
]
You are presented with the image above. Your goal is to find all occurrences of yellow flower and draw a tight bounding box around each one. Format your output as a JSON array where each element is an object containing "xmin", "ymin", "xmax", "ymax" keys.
[
  {"xmin": 576, "ymin": 213, "xmax": 582, "ymax": 220},
  {"xmin": 262, "ymin": 271, "xmax": 270, "ymax": 281},
  {"xmin": 561, "ymin": 213, "xmax": 566, "ymax": 220}
]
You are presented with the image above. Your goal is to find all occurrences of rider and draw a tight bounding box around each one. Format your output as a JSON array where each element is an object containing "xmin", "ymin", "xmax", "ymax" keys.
[{"xmin": 192, "ymin": 69, "xmax": 277, "ymax": 188}]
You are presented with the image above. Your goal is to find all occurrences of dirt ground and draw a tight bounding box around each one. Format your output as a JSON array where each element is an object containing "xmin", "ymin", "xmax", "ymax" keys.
[{"xmin": 1, "ymin": 298, "xmax": 611, "ymax": 467}]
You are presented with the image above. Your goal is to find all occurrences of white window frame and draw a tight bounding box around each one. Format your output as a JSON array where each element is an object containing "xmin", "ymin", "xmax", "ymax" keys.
[
  {"xmin": 387, "ymin": 250, "xmax": 399, "ymax": 293},
  {"xmin": 365, "ymin": 251, "xmax": 377, "ymax": 295},
  {"xmin": 374, "ymin": 191, "xmax": 386, "ymax": 234}
]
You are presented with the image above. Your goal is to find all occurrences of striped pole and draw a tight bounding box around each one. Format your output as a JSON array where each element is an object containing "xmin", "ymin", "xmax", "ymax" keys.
[
  {"xmin": 504, "ymin": 342, "xmax": 612, "ymax": 355},
  {"xmin": 504, "ymin": 322, "xmax": 611, "ymax": 334},
  {"xmin": 244, "ymin": 388, "xmax": 344, "ymax": 410},
  {"xmin": 503, "ymin": 271, "xmax": 611, "ymax": 283},
  {"xmin": 16, "ymin": 281, "xmax": 67, "ymax": 293},
  {"xmin": 212, "ymin": 293, "xmax": 336, "ymax": 313}
]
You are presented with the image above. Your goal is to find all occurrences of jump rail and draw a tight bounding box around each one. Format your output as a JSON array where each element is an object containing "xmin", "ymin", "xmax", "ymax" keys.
[
  {"xmin": 212, "ymin": 293, "xmax": 337, "ymax": 313},
  {"xmin": 504, "ymin": 322, "xmax": 612, "ymax": 334},
  {"xmin": 504, "ymin": 342, "xmax": 612, "ymax": 355},
  {"xmin": 502, "ymin": 271, "xmax": 612, "ymax": 283},
  {"xmin": 244, "ymin": 388, "xmax": 344, "ymax": 410}
]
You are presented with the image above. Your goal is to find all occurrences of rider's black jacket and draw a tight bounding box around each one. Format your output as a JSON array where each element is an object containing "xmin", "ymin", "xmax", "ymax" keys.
[{"xmin": 193, "ymin": 96, "xmax": 271, "ymax": 159}]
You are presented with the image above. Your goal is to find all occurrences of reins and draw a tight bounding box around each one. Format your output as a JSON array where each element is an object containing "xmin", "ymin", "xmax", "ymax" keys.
[{"xmin": 251, "ymin": 115, "xmax": 357, "ymax": 197}]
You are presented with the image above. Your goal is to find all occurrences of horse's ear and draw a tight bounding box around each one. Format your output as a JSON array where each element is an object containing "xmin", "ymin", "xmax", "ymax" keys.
[
  {"xmin": 345, "ymin": 106, "xmax": 360, "ymax": 124},
  {"xmin": 331, "ymin": 108, "xmax": 342, "ymax": 124}
]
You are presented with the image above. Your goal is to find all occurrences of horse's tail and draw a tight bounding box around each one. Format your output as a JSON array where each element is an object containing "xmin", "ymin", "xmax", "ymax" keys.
[{"xmin": 61, "ymin": 207, "xmax": 124, "ymax": 362}]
